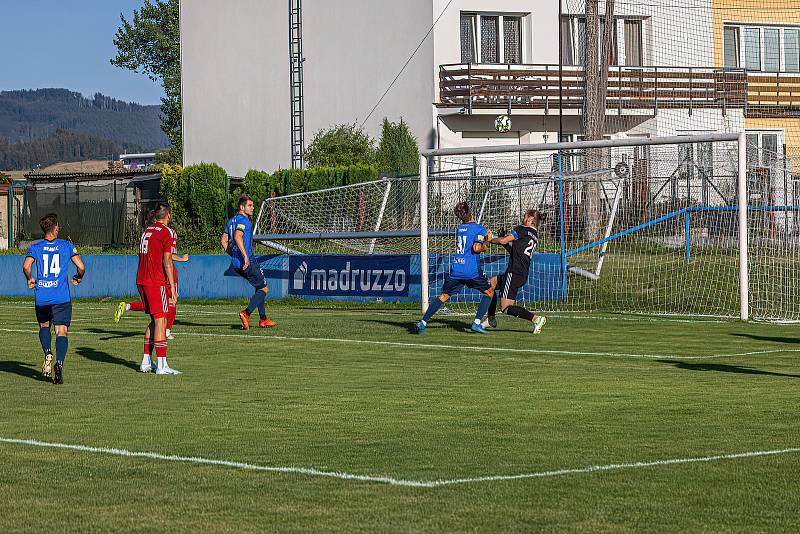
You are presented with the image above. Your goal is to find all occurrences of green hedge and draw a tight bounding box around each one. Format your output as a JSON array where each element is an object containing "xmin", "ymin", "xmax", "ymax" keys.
[{"xmin": 161, "ymin": 163, "xmax": 229, "ymax": 248}]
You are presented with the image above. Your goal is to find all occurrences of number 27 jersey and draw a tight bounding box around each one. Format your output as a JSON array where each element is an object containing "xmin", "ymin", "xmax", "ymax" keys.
[
  {"xmin": 136, "ymin": 222, "xmax": 177, "ymax": 286},
  {"xmin": 27, "ymin": 238, "xmax": 78, "ymax": 306}
]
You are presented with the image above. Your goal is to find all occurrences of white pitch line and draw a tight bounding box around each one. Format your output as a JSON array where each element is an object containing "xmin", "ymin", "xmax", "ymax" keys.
[
  {"xmin": 0, "ymin": 327, "xmax": 749, "ymax": 360},
  {"xmin": 1, "ymin": 437, "xmax": 798, "ymax": 488}
]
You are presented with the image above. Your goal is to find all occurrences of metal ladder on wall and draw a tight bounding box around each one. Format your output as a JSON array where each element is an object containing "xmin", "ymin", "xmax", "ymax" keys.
[{"xmin": 289, "ymin": 0, "xmax": 305, "ymax": 169}]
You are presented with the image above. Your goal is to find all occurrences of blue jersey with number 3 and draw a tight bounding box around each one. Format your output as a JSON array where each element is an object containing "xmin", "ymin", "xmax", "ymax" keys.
[
  {"xmin": 450, "ymin": 222, "xmax": 487, "ymax": 280},
  {"xmin": 26, "ymin": 238, "xmax": 78, "ymax": 305}
]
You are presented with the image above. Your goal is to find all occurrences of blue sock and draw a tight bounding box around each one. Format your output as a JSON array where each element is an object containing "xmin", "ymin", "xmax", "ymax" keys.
[
  {"xmin": 257, "ymin": 296, "xmax": 267, "ymax": 320},
  {"xmin": 55, "ymin": 336, "xmax": 68, "ymax": 365},
  {"xmin": 474, "ymin": 295, "xmax": 492, "ymax": 323},
  {"xmin": 422, "ymin": 298, "xmax": 444, "ymax": 323},
  {"xmin": 39, "ymin": 327, "xmax": 52, "ymax": 354},
  {"xmin": 245, "ymin": 290, "xmax": 264, "ymax": 316}
]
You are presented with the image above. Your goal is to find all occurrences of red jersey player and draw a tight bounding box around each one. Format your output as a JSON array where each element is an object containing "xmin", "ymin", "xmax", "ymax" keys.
[
  {"xmin": 136, "ymin": 203, "xmax": 180, "ymax": 375},
  {"xmin": 115, "ymin": 252, "xmax": 189, "ymax": 340}
]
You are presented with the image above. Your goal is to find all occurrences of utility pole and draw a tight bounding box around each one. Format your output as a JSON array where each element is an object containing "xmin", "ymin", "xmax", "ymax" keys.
[{"xmin": 289, "ymin": 0, "xmax": 305, "ymax": 169}]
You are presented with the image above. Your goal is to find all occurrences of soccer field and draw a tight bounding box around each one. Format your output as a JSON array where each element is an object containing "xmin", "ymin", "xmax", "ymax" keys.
[{"xmin": 1, "ymin": 299, "xmax": 799, "ymax": 532}]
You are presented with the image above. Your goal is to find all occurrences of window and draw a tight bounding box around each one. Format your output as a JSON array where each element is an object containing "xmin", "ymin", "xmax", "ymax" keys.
[
  {"xmin": 724, "ymin": 26, "xmax": 740, "ymax": 68},
  {"xmin": 785, "ymin": 29, "xmax": 800, "ymax": 72},
  {"xmin": 744, "ymin": 28, "xmax": 761, "ymax": 71},
  {"xmin": 764, "ymin": 29, "xmax": 780, "ymax": 72},
  {"xmin": 460, "ymin": 14, "xmax": 477, "ymax": 63},
  {"xmin": 460, "ymin": 12, "xmax": 527, "ymax": 64},
  {"xmin": 504, "ymin": 17, "xmax": 522, "ymax": 64},
  {"xmin": 561, "ymin": 15, "xmax": 642, "ymax": 66},
  {"xmin": 725, "ymin": 24, "xmax": 800, "ymax": 72},
  {"xmin": 747, "ymin": 130, "xmax": 784, "ymax": 167}
]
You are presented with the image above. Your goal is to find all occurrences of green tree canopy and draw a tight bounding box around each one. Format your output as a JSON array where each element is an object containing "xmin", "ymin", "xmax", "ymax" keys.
[
  {"xmin": 111, "ymin": 0, "xmax": 181, "ymax": 163},
  {"xmin": 376, "ymin": 117, "xmax": 419, "ymax": 177},
  {"xmin": 304, "ymin": 124, "xmax": 376, "ymax": 168}
]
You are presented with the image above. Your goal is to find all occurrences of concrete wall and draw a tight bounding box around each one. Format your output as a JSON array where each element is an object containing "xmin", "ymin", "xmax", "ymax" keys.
[{"xmin": 181, "ymin": 0, "xmax": 435, "ymax": 176}]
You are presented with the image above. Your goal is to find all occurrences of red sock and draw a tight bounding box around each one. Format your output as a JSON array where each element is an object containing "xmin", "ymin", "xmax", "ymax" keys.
[
  {"xmin": 155, "ymin": 340, "xmax": 167, "ymax": 358},
  {"xmin": 129, "ymin": 301, "xmax": 144, "ymax": 312},
  {"xmin": 167, "ymin": 306, "xmax": 177, "ymax": 330},
  {"xmin": 143, "ymin": 337, "xmax": 154, "ymax": 356}
]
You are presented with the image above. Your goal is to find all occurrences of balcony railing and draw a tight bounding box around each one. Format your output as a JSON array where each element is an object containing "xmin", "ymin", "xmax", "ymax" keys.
[
  {"xmin": 438, "ymin": 63, "xmax": 748, "ymax": 115},
  {"xmin": 747, "ymin": 73, "xmax": 800, "ymax": 118}
]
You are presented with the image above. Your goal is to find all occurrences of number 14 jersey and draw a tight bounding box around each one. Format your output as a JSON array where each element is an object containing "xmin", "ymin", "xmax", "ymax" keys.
[
  {"xmin": 136, "ymin": 222, "xmax": 177, "ymax": 286},
  {"xmin": 26, "ymin": 238, "xmax": 78, "ymax": 305}
]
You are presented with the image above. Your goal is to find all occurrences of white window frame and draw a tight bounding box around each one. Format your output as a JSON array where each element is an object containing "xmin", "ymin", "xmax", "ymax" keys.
[
  {"xmin": 746, "ymin": 129, "xmax": 785, "ymax": 166},
  {"xmin": 563, "ymin": 15, "xmax": 647, "ymax": 67},
  {"xmin": 725, "ymin": 22, "xmax": 800, "ymax": 73},
  {"xmin": 461, "ymin": 12, "xmax": 527, "ymax": 64}
]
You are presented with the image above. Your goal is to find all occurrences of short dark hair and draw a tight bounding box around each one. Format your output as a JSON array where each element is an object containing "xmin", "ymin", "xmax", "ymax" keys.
[
  {"xmin": 151, "ymin": 202, "xmax": 171, "ymax": 222},
  {"xmin": 40, "ymin": 213, "xmax": 58, "ymax": 234},
  {"xmin": 454, "ymin": 201, "xmax": 471, "ymax": 223},
  {"xmin": 525, "ymin": 209, "xmax": 547, "ymax": 225},
  {"xmin": 238, "ymin": 194, "xmax": 253, "ymax": 209}
]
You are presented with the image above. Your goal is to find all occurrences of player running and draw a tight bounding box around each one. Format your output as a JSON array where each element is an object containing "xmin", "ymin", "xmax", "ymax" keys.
[
  {"xmin": 484, "ymin": 209, "xmax": 547, "ymax": 334},
  {"xmin": 221, "ymin": 194, "xmax": 276, "ymax": 330},
  {"xmin": 416, "ymin": 201, "xmax": 494, "ymax": 334},
  {"xmin": 136, "ymin": 203, "xmax": 181, "ymax": 375},
  {"xmin": 114, "ymin": 252, "xmax": 189, "ymax": 340},
  {"xmin": 22, "ymin": 213, "xmax": 85, "ymax": 384}
]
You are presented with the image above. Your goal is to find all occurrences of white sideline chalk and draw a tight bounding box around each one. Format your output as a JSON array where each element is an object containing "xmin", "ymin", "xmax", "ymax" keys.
[{"xmin": 1, "ymin": 437, "xmax": 797, "ymax": 488}]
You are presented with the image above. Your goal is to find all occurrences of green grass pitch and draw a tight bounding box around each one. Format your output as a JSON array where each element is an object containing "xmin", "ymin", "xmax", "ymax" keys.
[{"xmin": 1, "ymin": 298, "xmax": 799, "ymax": 532}]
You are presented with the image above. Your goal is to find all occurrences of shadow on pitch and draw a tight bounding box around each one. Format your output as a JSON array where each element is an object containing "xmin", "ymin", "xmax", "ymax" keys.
[
  {"xmin": 730, "ymin": 333, "xmax": 800, "ymax": 344},
  {"xmin": 0, "ymin": 360, "xmax": 48, "ymax": 382},
  {"xmin": 656, "ymin": 359, "xmax": 800, "ymax": 378},
  {"xmin": 83, "ymin": 327, "xmax": 139, "ymax": 340},
  {"xmin": 362, "ymin": 318, "xmax": 475, "ymax": 334},
  {"xmin": 76, "ymin": 347, "xmax": 140, "ymax": 371}
]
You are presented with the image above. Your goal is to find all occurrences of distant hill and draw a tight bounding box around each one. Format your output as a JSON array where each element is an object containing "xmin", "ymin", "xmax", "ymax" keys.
[
  {"xmin": 0, "ymin": 88, "xmax": 168, "ymax": 149},
  {"xmin": 0, "ymin": 129, "xmax": 146, "ymax": 171}
]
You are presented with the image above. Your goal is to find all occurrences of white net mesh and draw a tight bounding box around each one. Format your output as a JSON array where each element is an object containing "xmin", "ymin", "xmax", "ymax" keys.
[{"xmin": 254, "ymin": 137, "xmax": 800, "ymax": 321}]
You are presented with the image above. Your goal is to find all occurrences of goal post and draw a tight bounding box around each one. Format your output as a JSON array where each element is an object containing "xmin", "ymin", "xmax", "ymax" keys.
[{"xmin": 420, "ymin": 133, "xmax": 751, "ymax": 320}]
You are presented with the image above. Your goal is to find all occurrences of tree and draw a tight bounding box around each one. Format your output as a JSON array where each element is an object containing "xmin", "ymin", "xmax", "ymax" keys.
[
  {"xmin": 376, "ymin": 118, "xmax": 420, "ymax": 177},
  {"xmin": 304, "ymin": 124, "xmax": 376, "ymax": 168},
  {"xmin": 111, "ymin": 0, "xmax": 181, "ymax": 162}
]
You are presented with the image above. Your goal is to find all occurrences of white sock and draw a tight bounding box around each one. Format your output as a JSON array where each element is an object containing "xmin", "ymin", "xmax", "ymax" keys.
[
  {"xmin": 125, "ymin": 303, "xmax": 131, "ymax": 311},
  {"xmin": 141, "ymin": 354, "xmax": 151, "ymax": 367},
  {"xmin": 166, "ymin": 329, "xmax": 171, "ymax": 337},
  {"xmin": 474, "ymin": 318, "xmax": 482, "ymax": 325},
  {"xmin": 157, "ymin": 356, "xmax": 166, "ymax": 370},
  {"xmin": 420, "ymin": 320, "xmax": 427, "ymax": 326}
]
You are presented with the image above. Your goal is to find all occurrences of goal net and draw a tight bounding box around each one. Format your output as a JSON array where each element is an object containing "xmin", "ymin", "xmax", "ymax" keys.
[{"xmin": 254, "ymin": 134, "xmax": 800, "ymax": 321}]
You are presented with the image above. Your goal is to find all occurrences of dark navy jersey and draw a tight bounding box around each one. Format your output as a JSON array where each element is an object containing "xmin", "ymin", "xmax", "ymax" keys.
[
  {"xmin": 26, "ymin": 238, "xmax": 78, "ymax": 305},
  {"xmin": 505, "ymin": 225, "xmax": 538, "ymax": 276}
]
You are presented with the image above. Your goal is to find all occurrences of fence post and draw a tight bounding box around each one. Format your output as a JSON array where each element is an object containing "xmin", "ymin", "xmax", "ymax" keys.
[
  {"xmin": 7, "ymin": 180, "xmax": 14, "ymax": 249},
  {"xmin": 224, "ymin": 174, "xmax": 229, "ymax": 219}
]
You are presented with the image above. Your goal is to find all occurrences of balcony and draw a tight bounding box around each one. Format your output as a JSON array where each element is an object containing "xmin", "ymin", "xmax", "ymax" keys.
[
  {"xmin": 746, "ymin": 73, "xmax": 800, "ymax": 118},
  {"xmin": 438, "ymin": 63, "xmax": 748, "ymax": 115}
]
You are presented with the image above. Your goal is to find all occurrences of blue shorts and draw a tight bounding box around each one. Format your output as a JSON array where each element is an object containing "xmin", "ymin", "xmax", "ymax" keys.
[
  {"xmin": 441, "ymin": 274, "xmax": 491, "ymax": 296},
  {"xmin": 35, "ymin": 302, "xmax": 73, "ymax": 327},
  {"xmin": 236, "ymin": 263, "xmax": 268, "ymax": 290}
]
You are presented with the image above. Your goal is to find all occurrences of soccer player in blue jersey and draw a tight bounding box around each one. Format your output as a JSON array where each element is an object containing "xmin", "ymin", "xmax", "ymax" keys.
[
  {"xmin": 416, "ymin": 201, "xmax": 494, "ymax": 334},
  {"xmin": 22, "ymin": 214, "xmax": 85, "ymax": 384},
  {"xmin": 221, "ymin": 194, "xmax": 276, "ymax": 330}
]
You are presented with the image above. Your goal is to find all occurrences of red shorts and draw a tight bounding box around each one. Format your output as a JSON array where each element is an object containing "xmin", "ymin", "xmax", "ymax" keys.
[{"xmin": 137, "ymin": 284, "xmax": 169, "ymax": 319}]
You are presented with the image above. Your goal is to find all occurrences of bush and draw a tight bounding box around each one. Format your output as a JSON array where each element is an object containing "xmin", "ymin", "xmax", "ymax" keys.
[
  {"xmin": 377, "ymin": 117, "xmax": 419, "ymax": 177},
  {"xmin": 161, "ymin": 162, "xmax": 229, "ymax": 248},
  {"xmin": 304, "ymin": 124, "xmax": 376, "ymax": 168}
]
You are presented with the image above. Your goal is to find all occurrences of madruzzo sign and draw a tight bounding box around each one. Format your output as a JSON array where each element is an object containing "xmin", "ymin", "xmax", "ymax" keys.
[{"xmin": 289, "ymin": 255, "xmax": 410, "ymax": 298}]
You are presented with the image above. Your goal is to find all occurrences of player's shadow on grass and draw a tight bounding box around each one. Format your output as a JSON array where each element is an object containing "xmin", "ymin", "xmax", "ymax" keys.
[
  {"xmin": 363, "ymin": 318, "xmax": 475, "ymax": 334},
  {"xmin": 0, "ymin": 361, "xmax": 48, "ymax": 382},
  {"xmin": 76, "ymin": 347, "xmax": 140, "ymax": 371},
  {"xmin": 83, "ymin": 327, "xmax": 139, "ymax": 340},
  {"xmin": 656, "ymin": 359, "xmax": 800, "ymax": 378},
  {"xmin": 730, "ymin": 333, "xmax": 800, "ymax": 344}
]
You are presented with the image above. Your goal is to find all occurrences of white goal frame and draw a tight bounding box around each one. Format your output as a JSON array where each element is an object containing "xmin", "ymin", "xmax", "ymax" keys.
[{"xmin": 419, "ymin": 133, "xmax": 749, "ymax": 320}]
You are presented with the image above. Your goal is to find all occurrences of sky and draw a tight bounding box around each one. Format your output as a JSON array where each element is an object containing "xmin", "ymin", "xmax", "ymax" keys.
[{"xmin": 0, "ymin": 0, "xmax": 166, "ymax": 105}]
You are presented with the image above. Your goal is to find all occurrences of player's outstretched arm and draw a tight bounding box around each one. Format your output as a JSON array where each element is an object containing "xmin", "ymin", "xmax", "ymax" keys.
[
  {"xmin": 163, "ymin": 250, "xmax": 177, "ymax": 304},
  {"xmin": 172, "ymin": 253, "xmax": 190, "ymax": 263},
  {"xmin": 71, "ymin": 255, "xmax": 86, "ymax": 285},
  {"xmin": 472, "ymin": 230, "xmax": 494, "ymax": 254},
  {"xmin": 22, "ymin": 256, "xmax": 36, "ymax": 289},
  {"xmin": 220, "ymin": 232, "xmax": 230, "ymax": 254}
]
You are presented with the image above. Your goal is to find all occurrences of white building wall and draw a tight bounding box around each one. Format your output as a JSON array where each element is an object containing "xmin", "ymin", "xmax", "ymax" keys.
[{"xmin": 181, "ymin": 0, "xmax": 435, "ymax": 176}]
